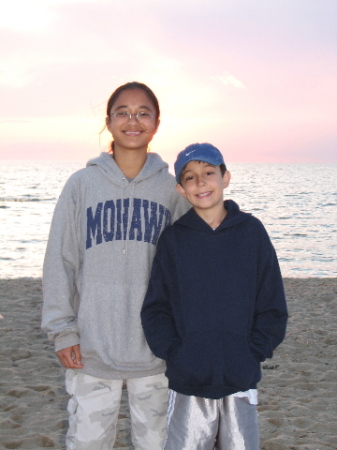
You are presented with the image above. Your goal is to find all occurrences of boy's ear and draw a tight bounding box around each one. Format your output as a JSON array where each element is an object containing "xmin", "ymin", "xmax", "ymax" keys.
[
  {"xmin": 176, "ymin": 183, "xmax": 187, "ymax": 198},
  {"xmin": 223, "ymin": 170, "xmax": 231, "ymax": 188}
]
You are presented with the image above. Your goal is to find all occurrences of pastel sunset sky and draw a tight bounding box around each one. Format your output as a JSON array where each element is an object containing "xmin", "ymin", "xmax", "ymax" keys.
[{"xmin": 1, "ymin": 0, "xmax": 336, "ymax": 164}]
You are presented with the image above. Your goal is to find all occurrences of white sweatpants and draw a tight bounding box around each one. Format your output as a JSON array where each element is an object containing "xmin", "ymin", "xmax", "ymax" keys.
[{"xmin": 65, "ymin": 370, "xmax": 168, "ymax": 450}]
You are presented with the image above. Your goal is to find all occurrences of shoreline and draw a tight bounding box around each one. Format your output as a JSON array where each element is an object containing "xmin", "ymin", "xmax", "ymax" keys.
[{"xmin": 0, "ymin": 278, "xmax": 336, "ymax": 450}]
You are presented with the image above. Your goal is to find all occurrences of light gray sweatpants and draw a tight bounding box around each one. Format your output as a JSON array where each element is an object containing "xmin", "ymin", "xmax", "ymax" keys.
[
  {"xmin": 163, "ymin": 390, "xmax": 259, "ymax": 450},
  {"xmin": 65, "ymin": 370, "xmax": 168, "ymax": 450}
]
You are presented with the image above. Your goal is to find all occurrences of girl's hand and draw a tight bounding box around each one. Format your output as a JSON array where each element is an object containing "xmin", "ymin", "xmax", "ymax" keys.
[{"xmin": 57, "ymin": 344, "xmax": 84, "ymax": 368}]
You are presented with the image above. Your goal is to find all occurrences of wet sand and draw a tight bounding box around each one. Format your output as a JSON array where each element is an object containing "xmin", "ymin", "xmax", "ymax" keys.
[{"xmin": 0, "ymin": 278, "xmax": 336, "ymax": 450}]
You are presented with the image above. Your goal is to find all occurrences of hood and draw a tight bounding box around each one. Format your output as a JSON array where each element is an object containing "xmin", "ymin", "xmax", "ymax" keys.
[
  {"xmin": 176, "ymin": 200, "xmax": 251, "ymax": 232},
  {"xmin": 86, "ymin": 152, "xmax": 169, "ymax": 186}
]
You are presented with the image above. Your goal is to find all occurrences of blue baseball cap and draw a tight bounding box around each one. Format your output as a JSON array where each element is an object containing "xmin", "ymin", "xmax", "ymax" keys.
[{"xmin": 174, "ymin": 143, "xmax": 225, "ymax": 182}]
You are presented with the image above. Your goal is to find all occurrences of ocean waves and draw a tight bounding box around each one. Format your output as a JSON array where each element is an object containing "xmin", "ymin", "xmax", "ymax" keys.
[
  {"xmin": 1, "ymin": 161, "xmax": 336, "ymax": 278},
  {"xmin": 0, "ymin": 197, "xmax": 56, "ymax": 203}
]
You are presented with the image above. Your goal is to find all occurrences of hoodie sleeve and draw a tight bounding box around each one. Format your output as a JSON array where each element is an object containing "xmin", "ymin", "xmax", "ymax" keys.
[
  {"xmin": 249, "ymin": 223, "xmax": 288, "ymax": 362},
  {"xmin": 41, "ymin": 176, "xmax": 81, "ymax": 352},
  {"xmin": 141, "ymin": 233, "xmax": 180, "ymax": 361}
]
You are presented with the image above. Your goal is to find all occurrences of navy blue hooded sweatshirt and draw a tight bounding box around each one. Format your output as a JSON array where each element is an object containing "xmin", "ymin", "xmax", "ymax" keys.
[{"xmin": 141, "ymin": 200, "xmax": 288, "ymax": 399}]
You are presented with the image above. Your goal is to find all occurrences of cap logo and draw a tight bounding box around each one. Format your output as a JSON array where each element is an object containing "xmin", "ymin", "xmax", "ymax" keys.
[{"xmin": 185, "ymin": 149, "xmax": 196, "ymax": 156}]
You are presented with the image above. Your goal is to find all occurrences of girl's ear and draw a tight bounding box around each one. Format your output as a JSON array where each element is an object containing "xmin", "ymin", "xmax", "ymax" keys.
[
  {"xmin": 106, "ymin": 116, "xmax": 114, "ymax": 134},
  {"xmin": 153, "ymin": 118, "xmax": 160, "ymax": 134},
  {"xmin": 223, "ymin": 170, "xmax": 231, "ymax": 188},
  {"xmin": 176, "ymin": 183, "xmax": 187, "ymax": 198}
]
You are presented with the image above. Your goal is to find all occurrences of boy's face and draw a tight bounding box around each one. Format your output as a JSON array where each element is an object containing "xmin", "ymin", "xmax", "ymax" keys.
[{"xmin": 176, "ymin": 161, "xmax": 230, "ymax": 213}]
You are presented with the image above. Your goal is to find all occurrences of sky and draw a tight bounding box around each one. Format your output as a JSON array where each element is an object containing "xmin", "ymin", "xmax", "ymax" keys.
[{"xmin": 0, "ymin": 0, "xmax": 336, "ymax": 165}]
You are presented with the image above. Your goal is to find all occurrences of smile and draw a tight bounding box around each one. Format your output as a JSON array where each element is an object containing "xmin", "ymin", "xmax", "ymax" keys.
[
  {"xmin": 124, "ymin": 131, "xmax": 142, "ymax": 136},
  {"xmin": 196, "ymin": 192, "xmax": 211, "ymax": 198}
]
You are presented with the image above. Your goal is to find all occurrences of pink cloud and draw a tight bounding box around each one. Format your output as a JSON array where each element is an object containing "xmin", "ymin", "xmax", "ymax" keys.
[{"xmin": 1, "ymin": 0, "xmax": 336, "ymax": 163}]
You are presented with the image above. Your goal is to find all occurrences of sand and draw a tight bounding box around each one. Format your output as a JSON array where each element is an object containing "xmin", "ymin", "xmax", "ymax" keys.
[{"xmin": 0, "ymin": 278, "xmax": 336, "ymax": 450}]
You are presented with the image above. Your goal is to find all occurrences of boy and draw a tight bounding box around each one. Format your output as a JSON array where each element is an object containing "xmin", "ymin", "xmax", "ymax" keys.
[{"xmin": 141, "ymin": 143, "xmax": 288, "ymax": 450}]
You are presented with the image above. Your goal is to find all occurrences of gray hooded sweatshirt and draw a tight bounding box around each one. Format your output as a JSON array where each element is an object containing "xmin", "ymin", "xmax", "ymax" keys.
[{"xmin": 42, "ymin": 152, "xmax": 189, "ymax": 380}]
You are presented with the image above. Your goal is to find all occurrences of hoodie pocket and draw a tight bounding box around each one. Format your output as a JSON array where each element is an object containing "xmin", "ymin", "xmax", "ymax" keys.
[
  {"xmin": 167, "ymin": 332, "xmax": 217, "ymax": 387},
  {"xmin": 167, "ymin": 331, "xmax": 260, "ymax": 390},
  {"xmin": 78, "ymin": 282, "xmax": 157, "ymax": 368},
  {"xmin": 220, "ymin": 333, "xmax": 260, "ymax": 389}
]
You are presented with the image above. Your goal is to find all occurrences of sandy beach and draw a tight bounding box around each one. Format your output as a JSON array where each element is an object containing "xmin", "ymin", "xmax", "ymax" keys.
[{"xmin": 0, "ymin": 278, "xmax": 336, "ymax": 450}]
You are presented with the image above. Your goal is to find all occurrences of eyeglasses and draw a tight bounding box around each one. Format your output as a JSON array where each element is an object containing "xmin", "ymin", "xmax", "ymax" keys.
[{"xmin": 111, "ymin": 111, "xmax": 157, "ymax": 123}]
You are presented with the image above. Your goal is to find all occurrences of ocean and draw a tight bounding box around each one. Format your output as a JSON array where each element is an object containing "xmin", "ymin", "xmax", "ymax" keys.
[{"xmin": 0, "ymin": 160, "xmax": 336, "ymax": 279}]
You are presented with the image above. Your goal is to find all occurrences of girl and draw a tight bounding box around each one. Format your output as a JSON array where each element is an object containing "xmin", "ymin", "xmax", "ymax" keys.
[{"xmin": 42, "ymin": 82, "xmax": 189, "ymax": 450}]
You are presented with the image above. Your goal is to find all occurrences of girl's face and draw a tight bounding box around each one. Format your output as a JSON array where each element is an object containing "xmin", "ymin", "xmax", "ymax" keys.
[{"xmin": 107, "ymin": 89, "xmax": 160, "ymax": 153}]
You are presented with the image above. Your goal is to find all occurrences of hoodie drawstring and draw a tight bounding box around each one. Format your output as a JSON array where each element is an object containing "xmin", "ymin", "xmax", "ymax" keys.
[
  {"xmin": 121, "ymin": 177, "xmax": 126, "ymax": 256},
  {"xmin": 124, "ymin": 181, "xmax": 136, "ymax": 261}
]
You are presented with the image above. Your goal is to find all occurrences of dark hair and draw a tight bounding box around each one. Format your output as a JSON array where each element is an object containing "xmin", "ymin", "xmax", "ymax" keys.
[
  {"xmin": 106, "ymin": 82, "xmax": 160, "ymax": 153},
  {"xmin": 178, "ymin": 162, "xmax": 227, "ymax": 185}
]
